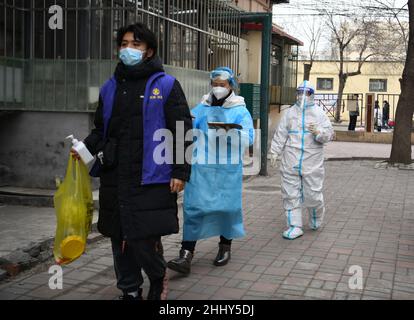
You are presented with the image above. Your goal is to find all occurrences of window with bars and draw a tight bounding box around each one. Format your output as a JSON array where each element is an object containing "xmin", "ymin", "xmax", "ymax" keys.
[
  {"xmin": 369, "ymin": 79, "xmax": 387, "ymax": 92},
  {"xmin": 317, "ymin": 78, "xmax": 334, "ymax": 91}
]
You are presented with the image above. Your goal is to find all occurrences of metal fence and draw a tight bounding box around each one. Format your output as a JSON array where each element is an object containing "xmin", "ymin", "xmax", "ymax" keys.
[
  {"xmin": 376, "ymin": 94, "xmax": 399, "ymax": 122},
  {"xmin": 314, "ymin": 93, "xmax": 365, "ymax": 125},
  {"xmin": 0, "ymin": 0, "xmax": 241, "ymax": 111}
]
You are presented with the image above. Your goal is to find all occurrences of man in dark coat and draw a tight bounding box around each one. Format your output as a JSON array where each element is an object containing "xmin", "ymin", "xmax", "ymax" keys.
[
  {"xmin": 73, "ymin": 23, "xmax": 192, "ymax": 300},
  {"xmin": 347, "ymin": 94, "xmax": 359, "ymax": 131},
  {"xmin": 382, "ymin": 100, "xmax": 390, "ymax": 128}
]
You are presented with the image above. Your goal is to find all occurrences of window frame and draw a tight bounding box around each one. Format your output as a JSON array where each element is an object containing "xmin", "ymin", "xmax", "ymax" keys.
[
  {"xmin": 317, "ymin": 77, "xmax": 334, "ymax": 91},
  {"xmin": 369, "ymin": 79, "xmax": 387, "ymax": 92}
]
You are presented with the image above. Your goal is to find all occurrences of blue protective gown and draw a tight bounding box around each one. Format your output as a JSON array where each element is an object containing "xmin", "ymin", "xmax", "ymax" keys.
[{"xmin": 183, "ymin": 92, "xmax": 254, "ymax": 241}]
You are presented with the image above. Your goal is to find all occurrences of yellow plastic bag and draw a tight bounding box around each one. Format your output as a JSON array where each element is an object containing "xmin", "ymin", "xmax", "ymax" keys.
[{"xmin": 53, "ymin": 156, "xmax": 93, "ymax": 265}]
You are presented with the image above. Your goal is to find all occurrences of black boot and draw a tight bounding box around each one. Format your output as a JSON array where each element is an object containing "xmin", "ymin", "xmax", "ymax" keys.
[
  {"xmin": 167, "ymin": 249, "xmax": 193, "ymax": 275},
  {"xmin": 119, "ymin": 288, "xmax": 143, "ymax": 300},
  {"xmin": 214, "ymin": 244, "xmax": 231, "ymax": 266},
  {"xmin": 147, "ymin": 273, "xmax": 169, "ymax": 300}
]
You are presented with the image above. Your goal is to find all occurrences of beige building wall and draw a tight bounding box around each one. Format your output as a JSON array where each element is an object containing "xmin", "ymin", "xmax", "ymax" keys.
[
  {"xmin": 297, "ymin": 60, "xmax": 404, "ymax": 122},
  {"xmin": 238, "ymin": 38, "xmax": 250, "ymax": 84},
  {"xmin": 297, "ymin": 60, "xmax": 404, "ymax": 95},
  {"xmin": 241, "ymin": 31, "xmax": 262, "ymax": 83},
  {"xmin": 231, "ymin": 0, "xmax": 272, "ymax": 12}
]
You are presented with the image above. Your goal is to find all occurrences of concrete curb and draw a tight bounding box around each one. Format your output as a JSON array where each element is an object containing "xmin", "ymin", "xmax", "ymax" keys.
[
  {"xmin": 325, "ymin": 158, "xmax": 414, "ymax": 170},
  {"xmin": 0, "ymin": 190, "xmax": 99, "ymax": 208},
  {"xmin": 0, "ymin": 194, "xmax": 54, "ymax": 207},
  {"xmin": 0, "ymin": 223, "xmax": 104, "ymax": 281},
  {"xmin": 325, "ymin": 157, "xmax": 388, "ymax": 162}
]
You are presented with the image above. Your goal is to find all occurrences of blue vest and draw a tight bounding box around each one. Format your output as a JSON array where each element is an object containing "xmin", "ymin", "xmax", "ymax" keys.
[{"xmin": 90, "ymin": 72, "xmax": 176, "ymax": 185}]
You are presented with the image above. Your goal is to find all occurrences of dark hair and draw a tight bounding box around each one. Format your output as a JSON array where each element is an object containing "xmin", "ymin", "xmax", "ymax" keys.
[{"xmin": 116, "ymin": 23, "xmax": 158, "ymax": 55}]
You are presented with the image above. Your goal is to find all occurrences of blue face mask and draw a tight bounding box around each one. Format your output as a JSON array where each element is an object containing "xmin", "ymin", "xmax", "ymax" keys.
[{"xmin": 119, "ymin": 47, "xmax": 145, "ymax": 66}]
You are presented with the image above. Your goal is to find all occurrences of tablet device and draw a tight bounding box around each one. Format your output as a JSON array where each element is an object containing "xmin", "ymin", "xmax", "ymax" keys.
[{"xmin": 208, "ymin": 122, "xmax": 243, "ymax": 130}]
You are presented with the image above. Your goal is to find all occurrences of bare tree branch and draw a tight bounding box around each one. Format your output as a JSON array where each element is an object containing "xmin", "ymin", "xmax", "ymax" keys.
[
  {"xmin": 373, "ymin": 0, "xmax": 409, "ymax": 51},
  {"xmin": 323, "ymin": 10, "xmax": 385, "ymax": 122}
]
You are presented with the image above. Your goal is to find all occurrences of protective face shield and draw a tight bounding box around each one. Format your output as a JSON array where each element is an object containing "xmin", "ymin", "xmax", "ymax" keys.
[
  {"xmin": 210, "ymin": 67, "xmax": 237, "ymax": 89},
  {"xmin": 119, "ymin": 47, "xmax": 146, "ymax": 66},
  {"xmin": 296, "ymin": 81, "xmax": 315, "ymax": 109},
  {"xmin": 212, "ymin": 86, "xmax": 230, "ymax": 100}
]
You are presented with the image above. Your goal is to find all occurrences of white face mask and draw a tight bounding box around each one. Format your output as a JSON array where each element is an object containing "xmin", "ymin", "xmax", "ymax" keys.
[{"xmin": 212, "ymin": 87, "xmax": 230, "ymax": 100}]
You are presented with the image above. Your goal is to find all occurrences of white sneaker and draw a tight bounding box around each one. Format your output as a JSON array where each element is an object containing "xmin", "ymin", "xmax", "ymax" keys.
[{"xmin": 283, "ymin": 227, "xmax": 304, "ymax": 240}]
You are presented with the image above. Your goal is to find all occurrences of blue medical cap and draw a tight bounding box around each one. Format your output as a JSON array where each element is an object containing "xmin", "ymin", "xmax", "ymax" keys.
[{"xmin": 210, "ymin": 67, "xmax": 237, "ymax": 88}]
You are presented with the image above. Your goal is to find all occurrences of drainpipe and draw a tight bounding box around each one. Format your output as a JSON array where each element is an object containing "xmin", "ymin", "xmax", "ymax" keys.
[{"xmin": 240, "ymin": 12, "xmax": 272, "ymax": 176}]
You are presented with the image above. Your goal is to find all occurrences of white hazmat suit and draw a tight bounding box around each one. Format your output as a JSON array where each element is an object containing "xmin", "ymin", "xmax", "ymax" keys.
[{"xmin": 271, "ymin": 81, "xmax": 334, "ymax": 240}]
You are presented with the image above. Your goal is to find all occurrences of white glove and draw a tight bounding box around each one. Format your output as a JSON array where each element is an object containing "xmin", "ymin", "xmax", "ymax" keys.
[
  {"xmin": 307, "ymin": 123, "xmax": 320, "ymax": 136},
  {"xmin": 270, "ymin": 154, "xmax": 280, "ymax": 168}
]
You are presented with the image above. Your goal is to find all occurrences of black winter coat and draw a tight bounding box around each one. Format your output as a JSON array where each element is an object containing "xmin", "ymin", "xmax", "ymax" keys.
[{"xmin": 84, "ymin": 57, "xmax": 192, "ymax": 241}]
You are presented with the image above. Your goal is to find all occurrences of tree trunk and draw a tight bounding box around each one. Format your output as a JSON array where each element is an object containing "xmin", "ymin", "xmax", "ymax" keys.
[
  {"xmin": 390, "ymin": 0, "xmax": 414, "ymax": 164},
  {"xmin": 304, "ymin": 63, "xmax": 312, "ymax": 81},
  {"xmin": 336, "ymin": 76, "xmax": 346, "ymax": 122}
]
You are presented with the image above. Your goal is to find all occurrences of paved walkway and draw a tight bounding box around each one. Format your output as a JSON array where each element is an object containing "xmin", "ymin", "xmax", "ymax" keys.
[
  {"xmin": 1, "ymin": 160, "xmax": 413, "ymax": 300},
  {"xmin": 325, "ymin": 141, "xmax": 414, "ymax": 160},
  {"xmin": 0, "ymin": 205, "xmax": 98, "ymax": 260},
  {"xmin": 0, "ymin": 206, "xmax": 56, "ymax": 258},
  {"xmin": 2, "ymin": 141, "xmax": 410, "ymax": 266}
]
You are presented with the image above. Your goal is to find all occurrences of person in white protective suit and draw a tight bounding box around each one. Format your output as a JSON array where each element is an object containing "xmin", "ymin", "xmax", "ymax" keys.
[{"xmin": 270, "ymin": 81, "xmax": 334, "ymax": 240}]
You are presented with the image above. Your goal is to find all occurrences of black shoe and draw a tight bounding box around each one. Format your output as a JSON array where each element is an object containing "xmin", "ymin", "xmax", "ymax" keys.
[
  {"xmin": 147, "ymin": 274, "xmax": 169, "ymax": 300},
  {"xmin": 119, "ymin": 288, "xmax": 143, "ymax": 300},
  {"xmin": 214, "ymin": 244, "xmax": 231, "ymax": 266},
  {"xmin": 167, "ymin": 249, "xmax": 193, "ymax": 275}
]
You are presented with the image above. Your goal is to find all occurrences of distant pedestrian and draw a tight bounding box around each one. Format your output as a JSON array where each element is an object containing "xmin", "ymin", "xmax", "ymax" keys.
[
  {"xmin": 382, "ymin": 100, "xmax": 390, "ymax": 128},
  {"xmin": 374, "ymin": 100, "xmax": 382, "ymax": 132},
  {"xmin": 347, "ymin": 94, "xmax": 359, "ymax": 131}
]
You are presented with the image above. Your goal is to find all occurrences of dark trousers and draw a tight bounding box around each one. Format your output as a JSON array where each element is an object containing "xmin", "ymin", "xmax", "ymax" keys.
[
  {"xmin": 348, "ymin": 115, "xmax": 358, "ymax": 131},
  {"xmin": 111, "ymin": 237, "xmax": 166, "ymax": 294},
  {"xmin": 182, "ymin": 236, "xmax": 233, "ymax": 253}
]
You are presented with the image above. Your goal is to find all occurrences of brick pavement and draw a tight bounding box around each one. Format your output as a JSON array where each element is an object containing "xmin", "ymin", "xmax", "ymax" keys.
[{"xmin": 1, "ymin": 160, "xmax": 413, "ymax": 300}]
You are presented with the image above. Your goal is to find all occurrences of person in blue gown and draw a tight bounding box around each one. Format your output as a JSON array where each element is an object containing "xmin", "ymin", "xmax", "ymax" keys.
[{"xmin": 167, "ymin": 67, "xmax": 255, "ymax": 274}]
